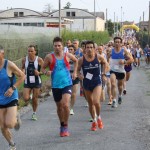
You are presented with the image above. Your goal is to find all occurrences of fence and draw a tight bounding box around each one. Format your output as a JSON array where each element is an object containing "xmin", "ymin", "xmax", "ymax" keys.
[{"xmin": 0, "ymin": 25, "xmax": 59, "ymax": 67}]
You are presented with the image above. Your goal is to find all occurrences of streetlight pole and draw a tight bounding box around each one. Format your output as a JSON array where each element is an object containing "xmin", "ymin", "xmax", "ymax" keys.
[
  {"xmin": 114, "ymin": 12, "xmax": 116, "ymax": 36},
  {"xmin": 94, "ymin": 0, "xmax": 96, "ymax": 31},
  {"xmin": 59, "ymin": 0, "xmax": 61, "ymax": 37},
  {"xmin": 117, "ymin": 16, "xmax": 118, "ymax": 36},
  {"xmin": 121, "ymin": 6, "xmax": 123, "ymax": 36},
  {"xmin": 148, "ymin": 1, "xmax": 150, "ymax": 44},
  {"xmin": 106, "ymin": 8, "xmax": 108, "ymax": 31}
]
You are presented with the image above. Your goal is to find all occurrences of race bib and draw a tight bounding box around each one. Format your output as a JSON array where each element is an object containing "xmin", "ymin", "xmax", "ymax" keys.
[
  {"xmin": 29, "ymin": 76, "xmax": 35, "ymax": 83},
  {"xmin": 86, "ymin": 72, "xmax": 93, "ymax": 80}
]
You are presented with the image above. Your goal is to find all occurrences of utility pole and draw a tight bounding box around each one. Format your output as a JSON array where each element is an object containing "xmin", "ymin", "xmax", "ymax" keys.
[
  {"xmin": 106, "ymin": 8, "xmax": 108, "ymax": 31},
  {"xmin": 59, "ymin": 0, "xmax": 61, "ymax": 37},
  {"xmin": 148, "ymin": 1, "xmax": 150, "ymax": 44},
  {"xmin": 114, "ymin": 12, "xmax": 116, "ymax": 36},
  {"xmin": 94, "ymin": 0, "xmax": 96, "ymax": 31},
  {"xmin": 121, "ymin": 6, "xmax": 123, "ymax": 36},
  {"xmin": 117, "ymin": 16, "xmax": 118, "ymax": 36}
]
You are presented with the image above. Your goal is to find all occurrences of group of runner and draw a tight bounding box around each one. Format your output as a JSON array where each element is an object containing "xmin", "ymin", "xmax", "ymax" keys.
[{"xmin": 0, "ymin": 34, "xmax": 147, "ymax": 149}]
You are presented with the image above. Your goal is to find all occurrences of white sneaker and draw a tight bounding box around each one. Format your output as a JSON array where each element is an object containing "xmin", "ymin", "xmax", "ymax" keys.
[
  {"xmin": 70, "ymin": 109, "xmax": 74, "ymax": 115},
  {"xmin": 9, "ymin": 144, "xmax": 16, "ymax": 150},
  {"xmin": 111, "ymin": 100, "xmax": 118, "ymax": 108}
]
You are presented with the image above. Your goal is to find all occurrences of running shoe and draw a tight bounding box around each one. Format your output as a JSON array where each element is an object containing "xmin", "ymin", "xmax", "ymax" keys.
[
  {"xmin": 31, "ymin": 114, "xmax": 37, "ymax": 121},
  {"xmin": 89, "ymin": 118, "xmax": 93, "ymax": 122},
  {"xmin": 70, "ymin": 109, "xmax": 74, "ymax": 115},
  {"xmin": 9, "ymin": 143, "xmax": 16, "ymax": 150},
  {"xmin": 14, "ymin": 113, "xmax": 21, "ymax": 131},
  {"xmin": 111, "ymin": 100, "xmax": 117, "ymax": 108},
  {"xmin": 123, "ymin": 90, "xmax": 127, "ymax": 95},
  {"xmin": 60, "ymin": 126, "xmax": 70, "ymax": 137},
  {"xmin": 60, "ymin": 126, "xmax": 64, "ymax": 137},
  {"xmin": 91, "ymin": 122, "xmax": 97, "ymax": 131},
  {"xmin": 97, "ymin": 118, "xmax": 104, "ymax": 129},
  {"xmin": 118, "ymin": 97, "xmax": 122, "ymax": 105}
]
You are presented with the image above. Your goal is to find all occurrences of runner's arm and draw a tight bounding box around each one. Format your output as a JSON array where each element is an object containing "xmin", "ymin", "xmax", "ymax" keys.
[
  {"xmin": 9, "ymin": 61, "xmax": 25, "ymax": 88},
  {"xmin": 77, "ymin": 57, "xmax": 84, "ymax": 80},
  {"xmin": 98, "ymin": 54, "xmax": 110, "ymax": 74},
  {"xmin": 67, "ymin": 52, "xmax": 78, "ymax": 80},
  {"xmin": 42, "ymin": 54, "xmax": 51, "ymax": 76},
  {"xmin": 124, "ymin": 49, "xmax": 134, "ymax": 65},
  {"xmin": 21, "ymin": 57, "xmax": 26, "ymax": 74},
  {"xmin": 35, "ymin": 57, "xmax": 44, "ymax": 76}
]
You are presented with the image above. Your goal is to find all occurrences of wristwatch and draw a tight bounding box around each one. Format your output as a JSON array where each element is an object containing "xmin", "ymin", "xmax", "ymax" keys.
[{"xmin": 12, "ymin": 85, "xmax": 16, "ymax": 90}]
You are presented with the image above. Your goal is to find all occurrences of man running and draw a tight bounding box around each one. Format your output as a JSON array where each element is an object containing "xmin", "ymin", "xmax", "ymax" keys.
[
  {"xmin": 0, "ymin": 46, "xmax": 25, "ymax": 150},
  {"xmin": 22, "ymin": 45, "xmax": 44, "ymax": 121},
  {"xmin": 108, "ymin": 37, "xmax": 133, "ymax": 108},
  {"xmin": 78, "ymin": 40, "xmax": 109, "ymax": 131},
  {"xmin": 42, "ymin": 37, "xmax": 78, "ymax": 137}
]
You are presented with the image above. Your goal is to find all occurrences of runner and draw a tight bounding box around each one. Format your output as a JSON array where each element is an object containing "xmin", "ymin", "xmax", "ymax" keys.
[
  {"xmin": 64, "ymin": 39, "xmax": 72, "ymax": 53},
  {"xmin": 42, "ymin": 37, "xmax": 78, "ymax": 137},
  {"xmin": 135, "ymin": 44, "xmax": 143, "ymax": 68},
  {"xmin": 68, "ymin": 44, "xmax": 80, "ymax": 115},
  {"xmin": 108, "ymin": 37, "xmax": 133, "ymax": 108},
  {"xmin": 77, "ymin": 40, "xmax": 109, "ymax": 131},
  {"xmin": 22, "ymin": 45, "xmax": 44, "ymax": 121},
  {"xmin": 123, "ymin": 44, "xmax": 133, "ymax": 94},
  {"xmin": 73, "ymin": 39, "xmax": 83, "ymax": 58},
  {"xmin": 143, "ymin": 44, "xmax": 149, "ymax": 65},
  {"xmin": 0, "ymin": 46, "xmax": 25, "ymax": 150}
]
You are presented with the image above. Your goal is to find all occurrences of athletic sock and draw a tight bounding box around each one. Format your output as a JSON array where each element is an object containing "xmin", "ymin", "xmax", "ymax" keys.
[
  {"xmin": 9, "ymin": 141, "xmax": 15, "ymax": 146},
  {"xmin": 113, "ymin": 99, "xmax": 116, "ymax": 102},
  {"xmin": 93, "ymin": 118, "xmax": 97, "ymax": 122},
  {"xmin": 97, "ymin": 115, "xmax": 101, "ymax": 120}
]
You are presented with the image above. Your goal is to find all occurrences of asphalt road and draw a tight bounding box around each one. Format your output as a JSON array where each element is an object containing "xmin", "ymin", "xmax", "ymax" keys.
[{"xmin": 1, "ymin": 64, "xmax": 150, "ymax": 150}]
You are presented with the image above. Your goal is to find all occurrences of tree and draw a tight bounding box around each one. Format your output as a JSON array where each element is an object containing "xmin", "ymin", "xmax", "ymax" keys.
[
  {"xmin": 43, "ymin": 3, "xmax": 53, "ymax": 13},
  {"xmin": 64, "ymin": 2, "xmax": 71, "ymax": 9},
  {"xmin": 106, "ymin": 20, "xmax": 114, "ymax": 36}
]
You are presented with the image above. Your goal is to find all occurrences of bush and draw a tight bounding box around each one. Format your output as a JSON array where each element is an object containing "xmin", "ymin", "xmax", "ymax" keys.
[{"xmin": 61, "ymin": 30, "xmax": 110, "ymax": 45}]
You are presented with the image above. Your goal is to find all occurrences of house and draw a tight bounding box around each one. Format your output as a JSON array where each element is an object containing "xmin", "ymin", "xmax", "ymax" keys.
[
  {"xmin": 0, "ymin": 8, "xmax": 73, "ymax": 27},
  {"xmin": 49, "ymin": 8, "xmax": 105, "ymax": 31},
  {"xmin": 0, "ymin": 8, "xmax": 105, "ymax": 31}
]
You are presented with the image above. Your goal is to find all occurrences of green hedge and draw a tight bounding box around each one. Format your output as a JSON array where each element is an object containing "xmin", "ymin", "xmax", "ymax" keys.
[{"xmin": 61, "ymin": 30, "xmax": 110, "ymax": 45}]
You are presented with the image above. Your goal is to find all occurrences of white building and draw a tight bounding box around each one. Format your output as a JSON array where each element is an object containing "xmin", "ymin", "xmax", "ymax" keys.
[
  {"xmin": 0, "ymin": 8, "xmax": 105, "ymax": 31},
  {"xmin": 49, "ymin": 8, "xmax": 105, "ymax": 31}
]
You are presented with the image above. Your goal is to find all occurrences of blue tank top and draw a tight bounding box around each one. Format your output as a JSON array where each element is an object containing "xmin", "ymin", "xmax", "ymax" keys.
[
  {"xmin": 82, "ymin": 55, "xmax": 101, "ymax": 87},
  {"xmin": 0, "ymin": 60, "xmax": 18, "ymax": 105},
  {"xmin": 51, "ymin": 54, "xmax": 72, "ymax": 88},
  {"xmin": 75, "ymin": 48, "xmax": 83, "ymax": 58}
]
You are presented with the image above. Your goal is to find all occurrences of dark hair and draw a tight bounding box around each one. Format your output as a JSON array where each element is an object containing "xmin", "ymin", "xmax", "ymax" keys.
[
  {"xmin": 81, "ymin": 40, "xmax": 87, "ymax": 46},
  {"xmin": 68, "ymin": 44, "xmax": 75, "ymax": 50},
  {"xmin": 85, "ymin": 40, "xmax": 95, "ymax": 48},
  {"xmin": 114, "ymin": 36, "xmax": 122, "ymax": 43},
  {"xmin": 28, "ymin": 44, "xmax": 36, "ymax": 50},
  {"xmin": 28, "ymin": 44, "xmax": 38, "ymax": 55},
  {"xmin": 53, "ymin": 36, "xmax": 63, "ymax": 44}
]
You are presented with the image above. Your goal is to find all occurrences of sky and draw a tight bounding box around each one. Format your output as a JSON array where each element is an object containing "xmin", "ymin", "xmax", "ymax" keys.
[{"xmin": 1, "ymin": 0, "xmax": 150, "ymax": 23}]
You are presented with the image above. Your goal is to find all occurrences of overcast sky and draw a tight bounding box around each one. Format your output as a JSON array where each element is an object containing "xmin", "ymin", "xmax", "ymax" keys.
[{"xmin": 1, "ymin": 0, "xmax": 150, "ymax": 23}]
